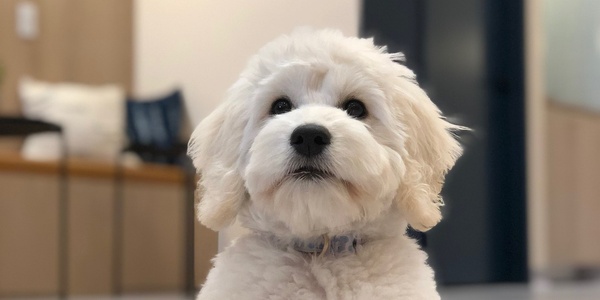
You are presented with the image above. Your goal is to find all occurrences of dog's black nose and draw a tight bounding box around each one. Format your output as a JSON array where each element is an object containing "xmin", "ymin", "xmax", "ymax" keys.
[{"xmin": 290, "ymin": 124, "xmax": 331, "ymax": 157}]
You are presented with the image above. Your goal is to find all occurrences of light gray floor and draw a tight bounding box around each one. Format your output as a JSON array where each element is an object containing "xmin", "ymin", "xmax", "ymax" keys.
[
  {"xmin": 2, "ymin": 295, "xmax": 192, "ymax": 300},
  {"xmin": 6, "ymin": 281, "xmax": 600, "ymax": 299},
  {"xmin": 440, "ymin": 280, "xmax": 600, "ymax": 300}
]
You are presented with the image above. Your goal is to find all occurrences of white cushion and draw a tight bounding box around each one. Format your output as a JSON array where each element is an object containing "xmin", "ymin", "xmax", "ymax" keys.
[{"xmin": 19, "ymin": 77, "xmax": 126, "ymax": 161}]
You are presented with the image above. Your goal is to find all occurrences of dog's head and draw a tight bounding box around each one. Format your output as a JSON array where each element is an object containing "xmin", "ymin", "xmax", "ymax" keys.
[{"xmin": 188, "ymin": 29, "xmax": 463, "ymax": 238}]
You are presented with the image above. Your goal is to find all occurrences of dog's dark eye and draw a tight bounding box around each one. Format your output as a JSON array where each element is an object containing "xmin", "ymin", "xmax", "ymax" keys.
[
  {"xmin": 343, "ymin": 99, "xmax": 367, "ymax": 119},
  {"xmin": 270, "ymin": 98, "xmax": 293, "ymax": 115}
]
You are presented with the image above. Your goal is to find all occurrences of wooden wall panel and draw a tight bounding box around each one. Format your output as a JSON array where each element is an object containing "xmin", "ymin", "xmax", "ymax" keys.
[
  {"xmin": 546, "ymin": 102, "xmax": 600, "ymax": 268},
  {"xmin": 0, "ymin": 172, "xmax": 60, "ymax": 296},
  {"xmin": 0, "ymin": 0, "xmax": 36, "ymax": 114},
  {"xmin": 0, "ymin": 0, "xmax": 132, "ymax": 154},
  {"xmin": 571, "ymin": 111, "xmax": 600, "ymax": 266},
  {"xmin": 121, "ymin": 181, "xmax": 185, "ymax": 292},
  {"xmin": 195, "ymin": 212, "xmax": 217, "ymax": 287},
  {"xmin": 67, "ymin": 177, "xmax": 114, "ymax": 295},
  {"xmin": 0, "ymin": 0, "xmax": 132, "ymax": 116},
  {"xmin": 34, "ymin": 0, "xmax": 72, "ymax": 82},
  {"xmin": 68, "ymin": 0, "xmax": 133, "ymax": 90},
  {"xmin": 546, "ymin": 104, "xmax": 579, "ymax": 266}
]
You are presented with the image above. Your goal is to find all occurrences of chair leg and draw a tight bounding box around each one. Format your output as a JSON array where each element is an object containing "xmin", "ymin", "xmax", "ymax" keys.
[
  {"xmin": 112, "ymin": 156, "xmax": 125, "ymax": 295},
  {"xmin": 58, "ymin": 139, "xmax": 69, "ymax": 299},
  {"xmin": 184, "ymin": 170, "xmax": 196, "ymax": 295}
]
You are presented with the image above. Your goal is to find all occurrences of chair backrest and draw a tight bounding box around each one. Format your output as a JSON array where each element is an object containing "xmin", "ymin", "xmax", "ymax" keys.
[
  {"xmin": 126, "ymin": 90, "xmax": 183, "ymax": 150},
  {"xmin": 125, "ymin": 90, "xmax": 184, "ymax": 164}
]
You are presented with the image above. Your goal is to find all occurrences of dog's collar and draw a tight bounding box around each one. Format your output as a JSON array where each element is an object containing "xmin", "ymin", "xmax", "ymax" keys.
[{"xmin": 270, "ymin": 233, "xmax": 362, "ymax": 257}]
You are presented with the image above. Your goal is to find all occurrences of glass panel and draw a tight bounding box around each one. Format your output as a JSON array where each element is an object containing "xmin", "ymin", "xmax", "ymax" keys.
[{"xmin": 545, "ymin": 0, "xmax": 600, "ymax": 111}]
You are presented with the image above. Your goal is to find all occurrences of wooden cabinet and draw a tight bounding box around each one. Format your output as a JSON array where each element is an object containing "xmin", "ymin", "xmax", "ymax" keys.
[
  {"xmin": 0, "ymin": 154, "xmax": 217, "ymax": 296},
  {"xmin": 0, "ymin": 171, "xmax": 61, "ymax": 295},
  {"xmin": 546, "ymin": 102, "xmax": 600, "ymax": 269}
]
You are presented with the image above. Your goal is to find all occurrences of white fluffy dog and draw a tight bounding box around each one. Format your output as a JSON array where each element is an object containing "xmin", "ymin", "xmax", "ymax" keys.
[{"xmin": 188, "ymin": 29, "xmax": 463, "ymax": 300}]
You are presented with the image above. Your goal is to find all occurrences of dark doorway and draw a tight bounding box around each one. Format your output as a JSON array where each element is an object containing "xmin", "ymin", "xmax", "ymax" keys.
[{"xmin": 361, "ymin": 0, "xmax": 528, "ymax": 285}]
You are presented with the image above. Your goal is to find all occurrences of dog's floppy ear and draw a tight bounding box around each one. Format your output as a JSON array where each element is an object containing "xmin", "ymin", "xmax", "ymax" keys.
[
  {"xmin": 391, "ymin": 68, "xmax": 464, "ymax": 232},
  {"xmin": 187, "ymin": 83, "xmax": 250, "ymax": 231}
]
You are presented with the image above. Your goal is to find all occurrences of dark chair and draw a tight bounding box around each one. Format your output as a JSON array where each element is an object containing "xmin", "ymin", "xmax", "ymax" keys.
[{"xmin": 0, "ymin": 116, "xmax": 69, "ymax": 299}]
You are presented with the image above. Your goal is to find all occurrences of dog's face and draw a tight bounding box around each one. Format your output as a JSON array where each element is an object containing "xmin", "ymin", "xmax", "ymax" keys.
[{"xmin": 189, "ymin": 29, "xmax": 462, "ymax": 238}]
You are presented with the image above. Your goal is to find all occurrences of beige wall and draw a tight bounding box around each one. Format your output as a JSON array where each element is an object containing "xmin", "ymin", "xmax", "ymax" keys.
[{"xmin": 133, "ymin": 0, "xmax": 361, "ymax": 125}]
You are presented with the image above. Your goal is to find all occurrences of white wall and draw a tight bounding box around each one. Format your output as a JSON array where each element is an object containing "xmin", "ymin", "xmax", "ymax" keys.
[
  {"xmin": 134, "ymin": 0, "xmax": 360, "ymax": 125},
  {"xmin": 133, "ymin": 0, "xmax": 360, "ymax": 250},
  {"xmin": 544, "ymin": 0, "xmax": 600, "ymax": 111}
]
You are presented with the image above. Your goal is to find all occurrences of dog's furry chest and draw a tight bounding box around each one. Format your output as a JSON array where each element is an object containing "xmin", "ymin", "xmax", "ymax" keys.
[{"xmin": 197, "ymin": 234, "xmax": 440, "ymax": 300}]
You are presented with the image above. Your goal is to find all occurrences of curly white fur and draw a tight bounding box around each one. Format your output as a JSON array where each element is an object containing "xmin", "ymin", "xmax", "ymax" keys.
[{"xmin": 188, "ymin": 29, "xmax": 463, "ymax": 300}]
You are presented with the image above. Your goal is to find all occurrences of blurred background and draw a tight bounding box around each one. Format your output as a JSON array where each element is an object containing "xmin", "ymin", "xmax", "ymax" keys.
[{"xmin": 0, "ymin": 0, "xmax": 598, "ymax": 299}]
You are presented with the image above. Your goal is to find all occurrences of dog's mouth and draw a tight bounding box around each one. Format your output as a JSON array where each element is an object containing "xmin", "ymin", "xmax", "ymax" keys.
[{"xmin": 289, "ymin": 166, "xmax": 332, "ymax": 181}]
